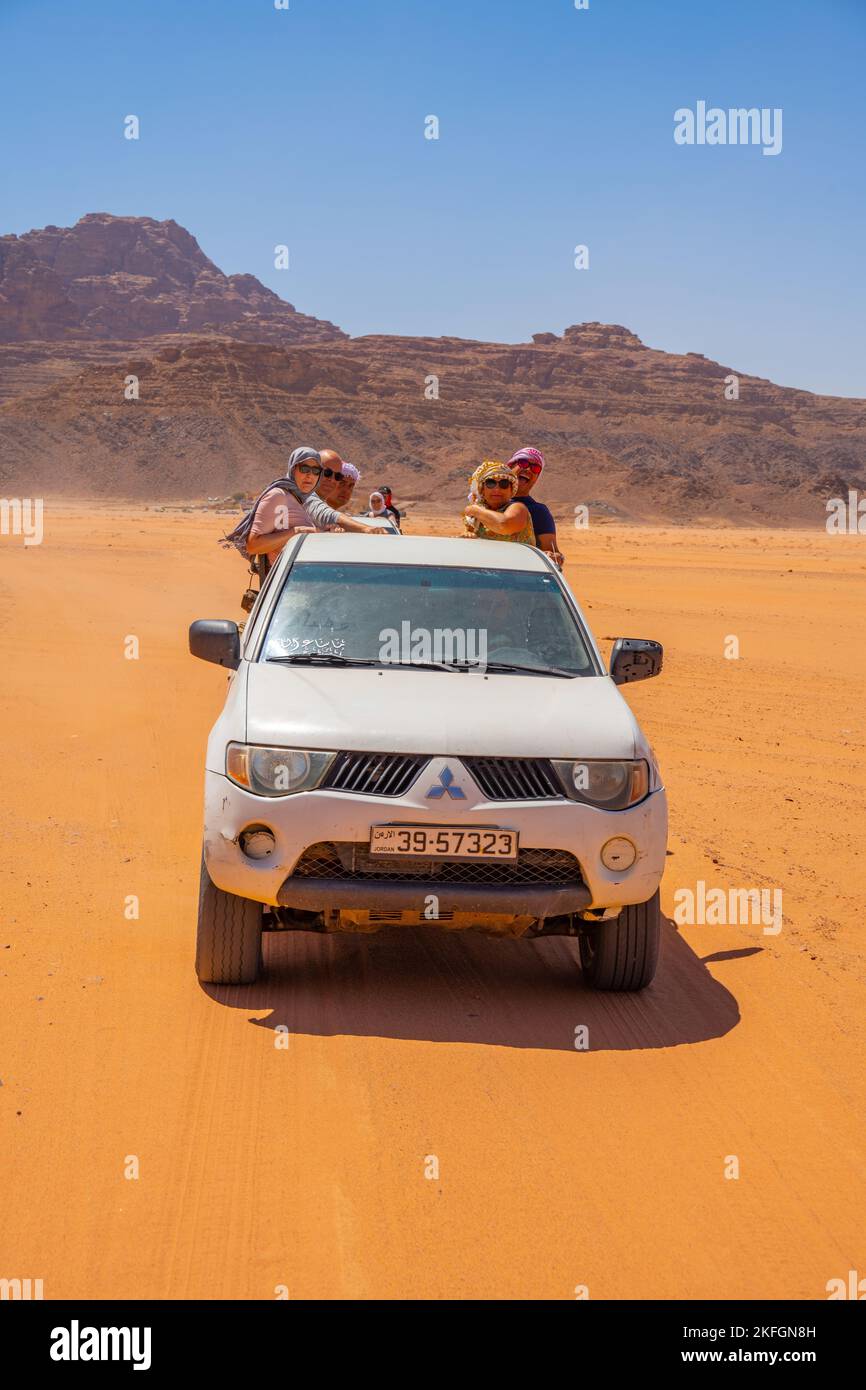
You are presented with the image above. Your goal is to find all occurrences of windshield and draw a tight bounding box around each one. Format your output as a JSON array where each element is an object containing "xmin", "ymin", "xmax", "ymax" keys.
[{"xmin": 259, "ymin": 562, "xmax": 597, "ymax": 676}]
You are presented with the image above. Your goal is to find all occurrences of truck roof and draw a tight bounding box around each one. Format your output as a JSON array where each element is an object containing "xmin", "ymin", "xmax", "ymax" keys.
[{"xmin": 288, "ymin": 533, "xmax": 550, "ymax": 571}]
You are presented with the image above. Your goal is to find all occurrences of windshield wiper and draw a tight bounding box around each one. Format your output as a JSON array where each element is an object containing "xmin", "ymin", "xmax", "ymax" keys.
[
  {"xmin": 390, "ymin": 659, "xmax": 467, "ymax": 672},
  {"xmin": 267, "ymin": 653, "xmax": 473, "ymax": 673},
  {"xmin": 481, "ymin": 660, "xmax": 577, "ymax": 679},
  {"xmin": 266, "ymin": 654, "xmax": 384, "ymax": 667},
  {"xmin": 389, "ymin": 656, "xmax": 577, "ymax": 677},
  {"xmin": 265, "ymin": 653, "xmax": 575, "ymax": 677}
]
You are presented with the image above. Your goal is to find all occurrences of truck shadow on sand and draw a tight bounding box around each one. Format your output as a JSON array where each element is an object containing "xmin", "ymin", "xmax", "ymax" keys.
[{"xmin": 202, "ymin": 915, "xmax": 749, "ymax": 1052}]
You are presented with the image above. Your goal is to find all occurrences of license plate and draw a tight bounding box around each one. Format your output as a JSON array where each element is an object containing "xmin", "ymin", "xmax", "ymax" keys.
[{"xmin": 369, "ymin": 825, "xmax": 518, "ymax": 859}]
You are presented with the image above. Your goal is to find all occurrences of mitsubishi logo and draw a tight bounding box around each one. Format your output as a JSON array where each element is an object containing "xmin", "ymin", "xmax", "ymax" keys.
[{"xmin": 426, "ymin": 766, "xmax": 466, "ymax": 800}]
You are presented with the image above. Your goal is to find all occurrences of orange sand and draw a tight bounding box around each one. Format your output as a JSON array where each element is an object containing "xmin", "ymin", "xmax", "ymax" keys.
[{"xmin": 0, "ymin": 504, "xmax": 864, "ymax": 1299}]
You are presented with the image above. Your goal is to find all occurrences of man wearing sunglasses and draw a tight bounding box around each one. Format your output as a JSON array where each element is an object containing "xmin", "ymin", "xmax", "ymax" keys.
[
  {"xmin": 317, "ymin": 450, "xmax": 360, "ymax": 512},
  {"xmin": 507, "ymin": 446, "xmax": 564, "ymax": 568}
]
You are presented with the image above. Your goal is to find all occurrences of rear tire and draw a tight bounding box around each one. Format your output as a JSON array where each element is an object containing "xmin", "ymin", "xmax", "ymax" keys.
[
  {"xmin": 578, "ymin": 890, "xmax": 660, "ymax": 991},
  {"xmin": 195, "ymin": 854, "xmax": 263, "ymax": 984}
]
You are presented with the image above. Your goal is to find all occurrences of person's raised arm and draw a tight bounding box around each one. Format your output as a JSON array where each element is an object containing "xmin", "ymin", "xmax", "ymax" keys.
[
  {"xmin": 304, "ymin": 493, "xmax": 387, "ymax": 534},
  {"xmin": 246, "ymin": 525, "xmax": 314, "ymax": 555},
  {"xmin": 464, "ymin": 500, "xmax": 530, "ymax": 536},
  {"xmin": 246, "ymin": 492, "xmax": 314, "ymax": 555},
  {"xmin": 535, "ymin": 530, "xmax": 564, "ymax": 568},
  {"xmin": 531, "ymin": 502, "xmax": 563, "ymax": 566},
  {"xmin": 334, "ymin": 514, "xmax": 392, "ymax": 535}
]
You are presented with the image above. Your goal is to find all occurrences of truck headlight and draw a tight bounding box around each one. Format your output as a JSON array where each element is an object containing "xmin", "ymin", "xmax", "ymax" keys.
[
  {"xmin": 551, "ymin": 759, "xmax": 649, "ymax": 810},
  {"xmin": 226, "ymin": 744, "xmax": 336, "ymax": 796}
]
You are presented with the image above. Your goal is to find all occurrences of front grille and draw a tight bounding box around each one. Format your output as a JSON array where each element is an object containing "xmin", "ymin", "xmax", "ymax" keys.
[
  {"xmin": 320, "ymin": 752, "xmax": 564, "ymax": 801},
  {"xmin": 321, "ymin": 751, "xmax": 431, "ymax": 797},
  {"xmin": 462, "ymin": 757, "xmax": 564, "ymax": 801},
  {"xmin": 290, "ymin": 841, "xmax": 584, "ymax": 887}
]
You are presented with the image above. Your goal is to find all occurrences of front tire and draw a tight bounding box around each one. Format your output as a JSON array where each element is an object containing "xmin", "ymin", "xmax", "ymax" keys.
[
  {"xmin": 578, "ymin": 891, "xmax": 660, "ymax": 991},
  {"xmin": 195, "ymin": 854, "xmax": 263, "ymax": 984}
]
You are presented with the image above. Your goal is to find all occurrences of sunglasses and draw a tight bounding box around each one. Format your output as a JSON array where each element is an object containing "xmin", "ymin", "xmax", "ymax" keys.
[
  {"xmin": 322, "ymin": 467, "xmax": 349, "ymax": 481},
  {"xmin": 483, "ymin": 477, "xmax": 514, "ymax": 490},
  {"xmin": 295, "ymin": 463, "xmax": 322, "ymax": 478},
  {"xmin": 514, "ymin": 462, "xmax": 542, "ymax": 474}
]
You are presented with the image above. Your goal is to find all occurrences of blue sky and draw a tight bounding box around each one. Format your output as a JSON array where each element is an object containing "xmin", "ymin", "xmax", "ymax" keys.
[{"xmin": 1, "ymin": 0, "xmax": 864, "ymax": 396}]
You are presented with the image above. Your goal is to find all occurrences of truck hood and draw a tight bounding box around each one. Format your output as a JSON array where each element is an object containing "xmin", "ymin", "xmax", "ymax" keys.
[{"xmin": 244, "ymin": 662, "xmax": 639, "ymax": 760}]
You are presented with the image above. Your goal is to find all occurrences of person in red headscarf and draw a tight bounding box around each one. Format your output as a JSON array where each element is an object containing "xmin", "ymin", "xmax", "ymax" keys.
[{"xmin": 507, "ymin": 447, "xmax": 564, "ymax": 568}]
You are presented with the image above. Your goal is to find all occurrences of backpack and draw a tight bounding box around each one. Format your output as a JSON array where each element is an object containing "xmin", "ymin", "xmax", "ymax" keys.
[{"xmin": 220, "ymin": 476, "xmax": 299, "ymax": 558}]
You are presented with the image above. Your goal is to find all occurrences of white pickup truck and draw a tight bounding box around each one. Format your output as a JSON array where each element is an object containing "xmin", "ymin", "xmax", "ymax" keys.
[{"xmin": 190, "ymin": 534, "xmax": 667, "ymax": 990}]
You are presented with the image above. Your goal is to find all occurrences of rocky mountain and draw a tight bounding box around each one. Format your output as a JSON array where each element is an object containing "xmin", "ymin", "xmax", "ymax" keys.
[
  {"xmin": 0, "ymin": 213, "xmax": 344, "ymax": 344},
  {"xmin": 0, "ymin": 213, "xmax": 863, "ymax": 524},
  {"xmin": 1, "ymin": 321, "xmax": 864, "ymax": 524}
]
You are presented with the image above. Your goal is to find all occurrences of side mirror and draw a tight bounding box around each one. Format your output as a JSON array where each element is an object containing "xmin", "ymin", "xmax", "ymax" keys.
[
  {"xmin": 610, "ymin": 637, "xmax": 663, "ymax": 685},
  {"xmin": 189, "ymin": 619, "xmax": 240, "ymax": 669}
]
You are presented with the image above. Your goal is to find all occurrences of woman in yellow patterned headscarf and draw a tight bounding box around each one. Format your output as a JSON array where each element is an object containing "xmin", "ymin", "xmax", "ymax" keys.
[{"xmin": 463, "ymin": 459, "xmax": 536, "ymax": 544}]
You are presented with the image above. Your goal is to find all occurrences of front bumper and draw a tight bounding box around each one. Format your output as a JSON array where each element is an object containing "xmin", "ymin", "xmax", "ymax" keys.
[
  {"xmin": 276, "ymin": 877, "xmax": 591, "ymax": 916},
  {"xmin": 202, "ymin": 770, "xmax": 668, "ymax": 915}
]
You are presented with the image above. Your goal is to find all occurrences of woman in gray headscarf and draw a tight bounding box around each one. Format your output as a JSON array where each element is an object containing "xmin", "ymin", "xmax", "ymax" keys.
[{"xmin": 228, "ymin": 447, "xmax": 387, "ymax": 570}]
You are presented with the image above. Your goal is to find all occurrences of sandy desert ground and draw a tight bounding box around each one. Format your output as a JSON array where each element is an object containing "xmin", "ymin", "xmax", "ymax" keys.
[{"xmin": 1, "ymin": 503, "xmax": 864, "ymax": 1300}]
